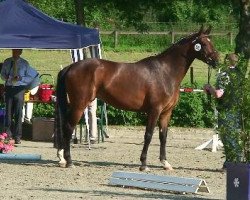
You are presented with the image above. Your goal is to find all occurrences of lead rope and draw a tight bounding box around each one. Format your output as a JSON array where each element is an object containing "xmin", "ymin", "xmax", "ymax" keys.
[
  {"xmin": 207, "ymin": 65, "xmax": 218, "ymax": 133},
  {"xmin": 207, "ymin": 65, "xmax": 212, "ymax": 103}
]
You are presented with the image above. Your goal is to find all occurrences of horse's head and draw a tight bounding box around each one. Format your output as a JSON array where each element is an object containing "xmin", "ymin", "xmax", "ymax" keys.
[{"xmin": 191, "ymin": 26, "xmax": 219, "ymax": 68}]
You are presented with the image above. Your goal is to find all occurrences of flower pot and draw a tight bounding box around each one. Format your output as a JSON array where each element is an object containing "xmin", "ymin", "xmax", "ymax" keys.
[
  {"xmin": 227, "ymin": 162, "xmax": 250, "ymax": 200},
  {"xmin": 32, "ymin": 117, "xmax": 54, "ymax": 141}
]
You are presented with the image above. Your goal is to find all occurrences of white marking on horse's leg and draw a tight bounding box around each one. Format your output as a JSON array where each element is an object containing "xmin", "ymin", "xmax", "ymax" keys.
[
  {"xmin": 57, "ymin": 149, "xmax": 67, "ymax": 168},
  {"xmin": 160, "ymin": 160, "xmax": 173, "ymax": 170}
]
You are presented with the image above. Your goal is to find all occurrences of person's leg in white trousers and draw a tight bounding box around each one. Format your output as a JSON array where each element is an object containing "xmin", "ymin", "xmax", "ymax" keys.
[
  {"xmin": 22, "ymin": 86, "xmax": 39, "ymax": 123},
  {"xmin": 88, "ymin": 99, "xmax": 97, "ymax": 141}
]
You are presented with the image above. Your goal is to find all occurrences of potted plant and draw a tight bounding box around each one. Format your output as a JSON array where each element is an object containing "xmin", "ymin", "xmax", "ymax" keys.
[{"xmin": 217, "ymin": 56, "xmax": 250, "ymax": 200}]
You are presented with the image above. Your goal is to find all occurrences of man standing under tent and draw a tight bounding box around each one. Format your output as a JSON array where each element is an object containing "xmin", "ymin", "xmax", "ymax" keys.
[{"xmin": 1, "ymin": 49, "xmax": 38, "ymax": 144}]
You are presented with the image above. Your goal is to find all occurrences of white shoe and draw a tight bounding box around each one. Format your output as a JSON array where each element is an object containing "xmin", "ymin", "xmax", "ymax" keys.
[
  {"xmin": 24, "ymin": 118, "xmax": 32, "ymax": 124},
  {"xmin": 90, "ymin": 137, "xmax": 96, "ymax": 144}
]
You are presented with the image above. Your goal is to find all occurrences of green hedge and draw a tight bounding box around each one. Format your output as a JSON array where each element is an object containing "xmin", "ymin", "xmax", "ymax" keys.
[
  {"xmin": 104, "ymin": 92, "xmax": 215, "ymax": 128},
  {"xmin": 170, "ymin": 92, "xmax": 215, "ymax": 127},
  {"xmin": 32, "ymin": 92, "xmax": 215, "ymax": 128}
]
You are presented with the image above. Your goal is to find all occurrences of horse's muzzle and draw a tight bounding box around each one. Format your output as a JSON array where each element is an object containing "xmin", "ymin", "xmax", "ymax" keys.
[
  {"xmin": 208, "ymin": 59, "xmax": 218, "ymax": 68},
  {"xmin": 206, "ymin": 58, "xmax": 219, "ymax": 69},
  {"xmin": 207, "ymin": 51, "xmax": 219, "ymax": 68}
]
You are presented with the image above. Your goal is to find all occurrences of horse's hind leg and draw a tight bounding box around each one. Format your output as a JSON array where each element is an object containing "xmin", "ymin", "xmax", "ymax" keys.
[
  {"xmin": 63, "ymin": 122, "xmax": 75, "ymax": 168},
  {"xmin": 63, "ymin": 108, "xmax": 84, "ymax": 168},
  {"xmin": 140, "ymin": 110, "xmax": 160, "ymax": 172},
  {"xmin": 159, "ymin": 111, "xmax": 173, "ymax": 170}
]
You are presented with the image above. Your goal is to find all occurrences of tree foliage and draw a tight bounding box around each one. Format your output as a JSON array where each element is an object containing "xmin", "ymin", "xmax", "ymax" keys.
[
  {"xmin": 235, "ymin": 0, "xmax": 250, "ymax": 58},
  {"xmin": 217, "ymin": 57, "xmax": 250, "ymax": 163},
  {"xmin": 26, "ymin": 0, "xmax": 240, "ymax": 31}
]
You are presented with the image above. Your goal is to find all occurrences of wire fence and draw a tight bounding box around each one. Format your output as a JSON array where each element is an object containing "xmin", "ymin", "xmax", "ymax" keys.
[{"xmin": 100, "ymin": 30, "xmax": 235, "ymax": 48}]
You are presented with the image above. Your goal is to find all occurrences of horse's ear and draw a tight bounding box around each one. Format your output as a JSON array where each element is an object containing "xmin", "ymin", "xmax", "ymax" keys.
[
  {"xmin": 198, "ymin": 24, "xmax": 204, "ymax": 35},
  {"xmin": 204, "ymin": 25, "xmax": 212, "ymax": 35}
]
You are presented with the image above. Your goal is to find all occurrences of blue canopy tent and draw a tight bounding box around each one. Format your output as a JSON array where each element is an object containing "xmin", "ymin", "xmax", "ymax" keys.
[
  {"xmin": 0, "ymin": 0, "xmax": 105, "ymax": 145},
  {"xmin": 0, "ymin": 0, "xmax": 100, "ymax": 49}
]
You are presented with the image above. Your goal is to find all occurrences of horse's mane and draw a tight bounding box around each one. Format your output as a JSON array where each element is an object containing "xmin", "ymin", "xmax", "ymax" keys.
[
  {"xmin": 174, "ymin": 32, "xmax": 198, "ymax": 45},
  {"xmin": 157, "ymin": 32, "xmax": 199, "ymax": 57},
  {"xmin": 137, "ymin": 31, "xmax": 199, "ymax": 64}
]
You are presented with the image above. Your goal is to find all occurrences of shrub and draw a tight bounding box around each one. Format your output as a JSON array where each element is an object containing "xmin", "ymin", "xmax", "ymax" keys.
[
  {"xmin": 33, "ymin": 103, "xmax": 55, "ymax": 118},
  {"xmin": 218, "ymin": 57, "xmax": 250, "ymax": 163},
  {"xmin": 103, "ymin": 105, "xmax": 146, "ymax": 126},
  {"xmin": 31, "ymin": 90, "xmax": 215, "ymax": 128},
  {"xmin": 170, "ymin": 92, "xmax": 215, "ymax": 127},
  {"xmin": 104, "ymin": 91, "xmax": 215, "ymax": 128}
]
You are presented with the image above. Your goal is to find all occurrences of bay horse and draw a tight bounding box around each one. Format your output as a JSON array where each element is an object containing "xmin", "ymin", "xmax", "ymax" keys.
[{"xmin": 55, "ymin": 26, "xmax": 219, "ymax": 171}]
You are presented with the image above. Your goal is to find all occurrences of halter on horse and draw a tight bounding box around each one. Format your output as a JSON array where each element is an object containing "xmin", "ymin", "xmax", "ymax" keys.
[{"xmin": 55, "ymin": 26, "xmax": 219, "ymax": 171}]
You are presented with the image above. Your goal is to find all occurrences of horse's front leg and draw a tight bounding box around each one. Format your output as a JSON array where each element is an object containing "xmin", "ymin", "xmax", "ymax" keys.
[
  {"xmin": 57, "ymin": 149, "xmax": 67, "ymax": 168},
  {"xmin": 159, "ymin": 111, "xmax": 173, "ymax": 170},
  {"xmin": 140, "ymin": 111, "xmax": 159, "ymax": 172}
]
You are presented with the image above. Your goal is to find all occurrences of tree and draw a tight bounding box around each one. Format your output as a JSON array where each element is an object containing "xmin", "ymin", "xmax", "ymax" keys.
[
  {"xmin": 222, "ymin": 0, "xmax": 250, "ymax": 163},
  {"xmin": 235, "ymin": 0, "xmax": 250, "ymax": 58},
  {"xmin": 73, "ymin": 0, "xmax": 85, "ymax": 26},
  {"xmin": 27, "ymin": 0, "xmax": 75, "ymax": 23}
]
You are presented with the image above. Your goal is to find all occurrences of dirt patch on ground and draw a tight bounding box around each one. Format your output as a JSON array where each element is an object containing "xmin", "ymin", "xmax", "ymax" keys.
[{"xmin": 0, "ymin": 126, "xmax": 226, "ymax": 200}]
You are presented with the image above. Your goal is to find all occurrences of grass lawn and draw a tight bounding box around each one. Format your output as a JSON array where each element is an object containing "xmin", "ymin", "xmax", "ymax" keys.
[{"xmin": 0, "ymin": 49, "xmax": 218, "ymax": 87}]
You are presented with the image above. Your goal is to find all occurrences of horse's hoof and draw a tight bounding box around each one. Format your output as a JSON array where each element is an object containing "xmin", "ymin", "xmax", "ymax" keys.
[
  {"xmin": 66, "ymin": 163, "xmax": 75, "ymax": 168},
  {"xmin": 161, "ymin": 160, "xmax": 173, "ymax": 171},
  {"xmin": 139, "ymin": 166, "xmax": 150, "ymax": 172},
  {"xmin": 59, "ymin": 162, "xmax": 67, "ymax": 168},
  {"xmin": 163, "ymin": 165, "xmax": 174, "ymax": 171}
]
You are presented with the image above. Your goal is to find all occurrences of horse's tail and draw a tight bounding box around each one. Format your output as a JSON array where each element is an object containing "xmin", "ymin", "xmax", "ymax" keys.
[{"xmin": 54, "ymin": 66, "xmax": 70, "ymax": 149}]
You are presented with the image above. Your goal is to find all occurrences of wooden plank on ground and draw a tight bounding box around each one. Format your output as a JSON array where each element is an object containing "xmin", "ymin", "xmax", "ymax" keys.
[
  {"xmin": 109, "ymin": 171, "xmax": 210, "ymax": 194},
  {"xmin": 0, "ymin": 153, "xmax": 41, "ymax": 160}
]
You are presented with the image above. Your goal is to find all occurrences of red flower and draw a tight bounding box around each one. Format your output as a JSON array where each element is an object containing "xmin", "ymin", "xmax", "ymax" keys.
[{"xmin": 0, "ymin": 133, "xmax": 14, "ymax": 154}]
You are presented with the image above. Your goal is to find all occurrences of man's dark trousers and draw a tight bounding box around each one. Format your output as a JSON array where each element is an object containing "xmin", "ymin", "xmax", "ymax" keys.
[{"xmin": 5, "ymin": 86, "xmax": 25, "ymax": 141}]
